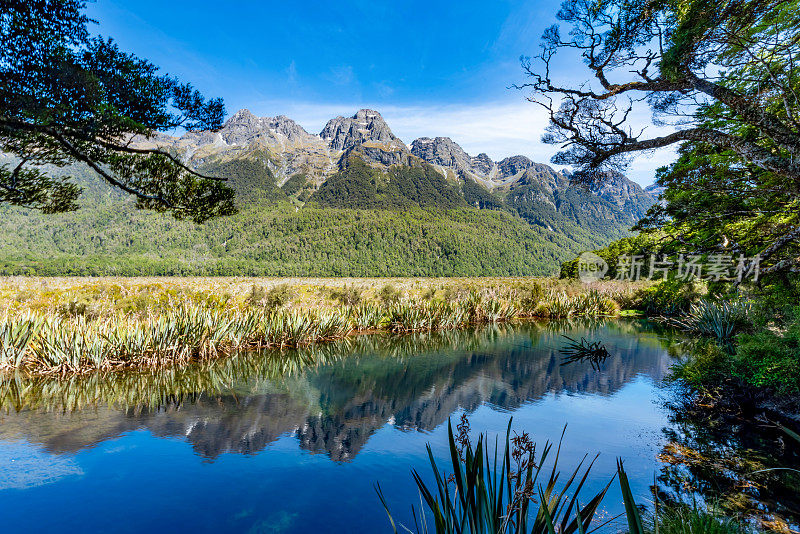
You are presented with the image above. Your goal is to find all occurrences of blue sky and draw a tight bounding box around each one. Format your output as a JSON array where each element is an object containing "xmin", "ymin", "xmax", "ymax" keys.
[{"xmin": 87, "ymin": 0, "xmax": 672, "ymax": 184}]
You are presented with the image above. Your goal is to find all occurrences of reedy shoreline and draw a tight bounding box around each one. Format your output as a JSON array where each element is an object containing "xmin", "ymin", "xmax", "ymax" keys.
[{"xmin": 0, "ymin": 277, "xmax": 634, "ymax": 375}]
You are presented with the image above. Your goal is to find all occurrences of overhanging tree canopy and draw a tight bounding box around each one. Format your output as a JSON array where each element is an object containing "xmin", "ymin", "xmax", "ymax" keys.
[
  {"xmin": 0, "ymin": 0, "xmax": 235, "ymax": 222},
  {"xmin": 522, "ymin": 0, "xmax": 800, "ymax": 273}
]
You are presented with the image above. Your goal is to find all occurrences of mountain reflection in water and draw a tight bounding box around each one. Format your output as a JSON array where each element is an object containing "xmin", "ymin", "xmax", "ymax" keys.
[{"xmin": 0, "ymin": 320, "xmax": 674, "ymax": 462}]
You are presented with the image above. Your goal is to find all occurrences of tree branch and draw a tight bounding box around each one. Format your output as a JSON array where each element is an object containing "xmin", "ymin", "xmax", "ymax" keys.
[
  {"xmin": 47, "ymin": 130, "xmax": 175, "ymax": 208},
  {"xmin": 0, "ymin": 116, "xmax": 228, "ymax": 182}
]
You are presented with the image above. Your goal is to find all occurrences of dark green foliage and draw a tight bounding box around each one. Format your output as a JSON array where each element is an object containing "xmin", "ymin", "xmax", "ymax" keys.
[
  {"xmin": 560, "ymin": 232, "xmax": 665, "ymax": 280},
  {"xmin": 0, "ymin": 196, "xmax": 606, "ymax": 275},
  {"xmin": 734, "ymin": 308, "xmax": 800, "ymax": 396},
  {"xmin": 669, "ymin": 342, "xmax": 734, "ymax": 396},
  {"xmin": 461, "ymin": 176, "xmax": 503, "ymax": 210},
  {"xmin": 0, "ymin": 152, "xmax": 637, "ymax": 276},
  {"xmin": 310, "ymin": 157, "xmax": 381, "ymax": 208},
  {"xmin": 636, "ymin": 139, "xmax": 800, "ymax": 277},
  {"xmin": 0, "ymin": 0, "xmax": 235, "ymax": 221},
  {"xmin": 671, "ymin": 306, "xmax": 800, "ymax": 397},
  {"xmin": 634, "ymin": 279, "xmax": 702, "ymax": 317},
  {"xmin": 530, "ymin": 0, "xmax": 800, "ymax": 282},
  {"xmin": 388, "ymin": 164, "xmax": 465, "ymax": 208},
  {"xmin": 504, "ymin": 182, "xmax": 563, "ymax": 229},
  {"xmin": 505, "ymin": 183, "xmax": 631, "ymax": 241},
  {"xmin": 281, "ymin": 173, "xmax": 308, "ymax": 196},
  {"xmin": 200, "ymin": 155, "xmax": 285, "ymax": 205},
  {"xmin": 311, "ymin": 158, "xmax": 465, "ymax": 209},
  {"xmin": 552, "ymin": 188, "xmax": 633, "ymax": 233}
]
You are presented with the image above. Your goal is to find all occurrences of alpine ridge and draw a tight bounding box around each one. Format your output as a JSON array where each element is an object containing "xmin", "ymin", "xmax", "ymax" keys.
[
  {"xmin": 0, "ymin": 108, "xmax": 659, "ymax": 277},
  {"xmin": 131, "ymin": 108, "xmax": 657, "ymax": 222}
]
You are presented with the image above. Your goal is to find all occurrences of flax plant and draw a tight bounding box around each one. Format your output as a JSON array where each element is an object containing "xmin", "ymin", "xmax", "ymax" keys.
[
  {"xmin": 0, "ymin": 282, "xmax": 624, "ymax": 375},
  {"xmin": 377, "ymin": 417, "xmax": 642, "ymax": 534}
]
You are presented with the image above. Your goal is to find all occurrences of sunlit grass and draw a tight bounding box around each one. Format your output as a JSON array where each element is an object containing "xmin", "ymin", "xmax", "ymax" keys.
[{"xmin": 0, "ymin": 277, "xmax": 642, "ymax": 374}]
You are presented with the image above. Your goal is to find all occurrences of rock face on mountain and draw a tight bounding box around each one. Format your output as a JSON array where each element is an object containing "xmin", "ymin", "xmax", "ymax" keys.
[
  {"xmin": 497, "ymin": 155, "xmax": 534, "ymax": 178},
  {"xmin": 129, "ymin": 107, "xmax": 656, "ymax": 221},
  {"xmin": 217, "ymin": 109, "xmax": 317, "ymax": 145},
  {"xmin": 320, "ymin": 109, "xmax": 406, "ymax": 152},
  {"xmin": 410, "ymin": 137, "xmax": 472, "ymax": 172}
]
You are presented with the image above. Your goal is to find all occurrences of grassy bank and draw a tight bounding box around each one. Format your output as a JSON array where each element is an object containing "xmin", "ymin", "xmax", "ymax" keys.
[
  {"xmin": 647, "ymin": 278, "xmax": 800, "ymax": 414},
  {"xmin": 0, "ymin": 277, "xmax": 644, "ymax": 375}
]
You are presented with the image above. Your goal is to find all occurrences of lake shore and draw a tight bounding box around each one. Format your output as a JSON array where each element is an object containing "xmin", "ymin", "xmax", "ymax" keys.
[{"xmin": 0, "ymin": 276, "xmax": 643, "ymax": 376}]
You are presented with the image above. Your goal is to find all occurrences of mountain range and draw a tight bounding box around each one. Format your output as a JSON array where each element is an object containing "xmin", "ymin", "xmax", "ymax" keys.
[
  {"xmin": 135, "ymin": 108, "xmax": 657, "ymax": 222},
  {"xmin": 0, "ymin": 109, "xmax": 659, "ymax": 276}
]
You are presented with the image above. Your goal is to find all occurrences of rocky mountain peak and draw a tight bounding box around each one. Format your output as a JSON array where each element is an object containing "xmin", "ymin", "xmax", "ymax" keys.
[
  {"xmin": 126, "ymin": 106, "xmax": 657, "ymax": 211},
  {"xmin": 410, "ymin": 136, "xmax": 472, "ymax": 173},
  {"xmin": 268, "ymin": 115, "xmax": 313, "ymax": 142},
  {"xmin": 353, "ymin": 108, "xmax": 383, "ymax": 121},
  {"xmin": 497, "ymin": 156, "xmax": 534, "ymax": 178},
  {"xmin": 213, "ymin": 109, "xmax": 316, "ymax": 146},
  {"xmin": 471, "ymin": 153, "xmax": 494, "ymax": 175},
  {"xmin": 320, "ymin": 109, "xmax": 403, "ymax": 151},
  {"xmin": 226, "ymin": 108, "xmax": 256, "ymax": 122}
]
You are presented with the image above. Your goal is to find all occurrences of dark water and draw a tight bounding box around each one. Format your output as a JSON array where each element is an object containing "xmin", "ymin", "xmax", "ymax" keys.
[{"xmin": 0, "ymin": 320, "xmax": 795, "ymax": 533}]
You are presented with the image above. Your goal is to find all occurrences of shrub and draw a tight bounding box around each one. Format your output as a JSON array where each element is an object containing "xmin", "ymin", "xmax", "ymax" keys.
[
  {"xmin": 246, "ymin": 284, "xmax": 266, "ymax": 305},
  {"xmin": 671, "ymin": 308, "xmax": 800, "ymax": 397},
  {"xmin": 247, "ymin": 284, "xmax": 294, "ymax": 309},
  {"xmin": 377, "ymin": 284, "xmax": 401, "ymax": 306},
  {"xmin": 733, "ymin": 308, "xmax": 800, "ymax": 395},
  {"xmin": 669, "ymin": 341, "xmax": 733, "ymax": 391},
  {"xmin": 672, "ymin": 299, "xmax": 752, "ymax": 343},
  {"xmin": 420, "ymin": 286, "xmax": 437, "ymax": 301},
  {"xmin": 327, "ymin": 285, "xmax": 362, "ymax": 306},
  {"xmin": 264, "ymin": 284, "xmax": 294, "ymax": 309},
  {"xmin": 634, "ymin": 278, "xmax": 701, "ymax": 316},
  {"xmin": 517, "ymin": 281, "xmax": 546, "ymax": 314}
]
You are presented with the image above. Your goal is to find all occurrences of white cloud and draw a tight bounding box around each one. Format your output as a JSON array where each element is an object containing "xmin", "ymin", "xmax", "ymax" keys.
[{"xmin": 247, "ymin": 99, "xmax": 679, "ymax": 186}]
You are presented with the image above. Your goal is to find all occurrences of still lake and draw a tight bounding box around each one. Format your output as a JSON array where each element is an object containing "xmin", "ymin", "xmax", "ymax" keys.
[{"xmin": 0, "ymin": 320, "xmax": 771, "ymax": 533}]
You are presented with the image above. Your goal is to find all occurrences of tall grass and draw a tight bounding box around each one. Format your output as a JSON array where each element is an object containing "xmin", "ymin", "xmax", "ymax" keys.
[
  {"xmin": 378, "ymin": 417, "xmax": 753, "ymax": 534},
  {"xmin": 0, "ymin": 325, "xmax": 534, "ymax": 412},
  {"xmin": 532, "ymin": 291, "xmax": 620, "ymax": 319},
  {"xmin": 0, "ymin": 312, "xmax": 44, "ymax": 368},
  {"xmin": 0, "ymin": 284, "xmax": 627, "ymax": 375}
]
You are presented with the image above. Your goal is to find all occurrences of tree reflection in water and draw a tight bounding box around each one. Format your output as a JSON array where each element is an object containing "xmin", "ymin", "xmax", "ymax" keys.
[
  {"xmin": 657, "ymin": 396, "xmax": 800, "ymax": 533},
  {"xmin": 0, "ymin": 320, "xmax": 671, "ymax": 461},
  {"xmin": 2, "ymin": 319, "xmax": 797, "ymax": 528}
]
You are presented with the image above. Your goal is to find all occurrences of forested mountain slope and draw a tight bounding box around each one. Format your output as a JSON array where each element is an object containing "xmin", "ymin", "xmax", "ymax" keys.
[{"xmin": 0, "ymin": 109, "xmax": 655, "ymax": 276}]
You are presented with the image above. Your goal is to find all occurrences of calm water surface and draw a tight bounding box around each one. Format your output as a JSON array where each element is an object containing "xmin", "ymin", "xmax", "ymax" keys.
[{"xmin": 0, "ymin": 320, "xmax": 788, "ymax": 533}]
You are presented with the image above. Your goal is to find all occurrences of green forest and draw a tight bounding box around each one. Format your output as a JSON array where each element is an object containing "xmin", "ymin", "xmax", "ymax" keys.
[{"xmin": 0, "ymin": 155, "xmax": 633, "ymax": 276}]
